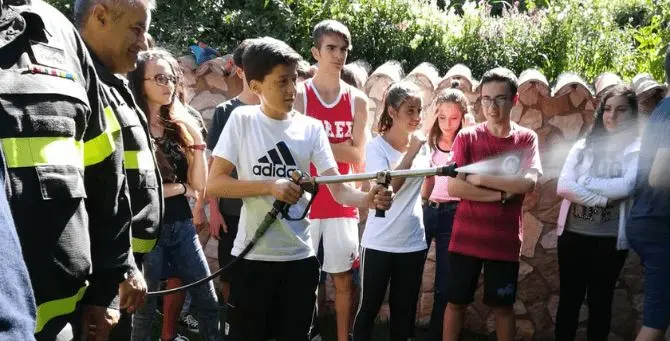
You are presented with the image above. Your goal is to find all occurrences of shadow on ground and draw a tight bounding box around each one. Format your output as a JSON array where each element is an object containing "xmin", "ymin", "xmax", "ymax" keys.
[{"xmin": 153, "ymin": 305, "xmax": 491, "ymax": 341}]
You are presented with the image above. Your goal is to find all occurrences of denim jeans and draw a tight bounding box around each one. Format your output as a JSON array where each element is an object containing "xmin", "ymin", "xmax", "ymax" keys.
[
  {"xmin": 628, "ymin": 234, "xmax": 670, "ymax": 331},
  {"xmin": 132, "ymin": 219, "xmax": 221, "ymax": 341},
  {"xmin": 423, "ymin": 202, "xmax": 457, "ymax": 341}
]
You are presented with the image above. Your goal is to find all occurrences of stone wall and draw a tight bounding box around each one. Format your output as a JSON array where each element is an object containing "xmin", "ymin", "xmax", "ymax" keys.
[
  {"xmin": 179, "ymin": 55, "xmax": 651, "ymax": 340},
  {"xmin": 178, "ymin": 54, "xmax": 242, "ymax": 130}
]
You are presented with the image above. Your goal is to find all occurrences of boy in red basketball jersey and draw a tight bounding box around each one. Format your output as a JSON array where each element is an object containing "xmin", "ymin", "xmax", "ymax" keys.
[{"xmin": 294, "ymin": 20, "xmax": 369, "ymax": 341}]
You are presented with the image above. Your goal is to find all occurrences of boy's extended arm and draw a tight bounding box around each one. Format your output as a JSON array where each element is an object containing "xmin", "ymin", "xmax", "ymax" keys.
[
  {"xmin": 322, "ymin": 167, "xmax": 391, "ymax": 210},
  {"xmin": 207, "ymin": 156, "xmax": 273, "ymax": 198}
]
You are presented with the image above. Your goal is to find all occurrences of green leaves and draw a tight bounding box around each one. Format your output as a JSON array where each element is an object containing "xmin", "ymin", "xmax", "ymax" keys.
[{"xmin": 43, "ymin": 0, "xmax": 668, "ymax": 82}]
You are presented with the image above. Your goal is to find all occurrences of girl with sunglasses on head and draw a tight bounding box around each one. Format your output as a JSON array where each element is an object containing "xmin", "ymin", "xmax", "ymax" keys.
[
  {"xmin": 128, "ymin": 49, "xmax": 220, "ymax": 341},
  {"xmin": 555, "ymin": 85, "xmax": 640, "ymax": 341},
  {"xmin": 352, "ymin": 81, "xmax": 430, "ymax": 341},
  {"xmin": 420, "ymin": 88, "xmax": 472, "ymax": 341}
]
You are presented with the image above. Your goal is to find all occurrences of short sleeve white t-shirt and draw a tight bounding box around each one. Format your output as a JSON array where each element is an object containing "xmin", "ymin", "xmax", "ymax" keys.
[
  {"xmin": 362, "ymin": 136, "xmax": 429, "ymax": 253},
  {"xmin": 212, "ymin": 106, "xmax": 337, "ymax": 261}
]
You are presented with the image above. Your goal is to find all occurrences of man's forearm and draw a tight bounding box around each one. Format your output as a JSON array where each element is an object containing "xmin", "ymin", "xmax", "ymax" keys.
[
  {"xmin": 207, "ymin": 175, "xmax": 272, "ymax": 199},
  {"xmin": 476, "ymin": 174, "xmax": 535, "ymax": 194},
  {"xmin": 331, "ymin": 141, "xmax": 364, "ymax": 164},
  {"xmin": 448, "ymin": 177, "xmax": 501, "ymax": 202},
  {"xmin": 330, "ymin": 183, "xmax": 368, "ymax": 208}
]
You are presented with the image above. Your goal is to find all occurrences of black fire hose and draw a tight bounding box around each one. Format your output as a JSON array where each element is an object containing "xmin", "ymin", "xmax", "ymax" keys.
[
  {"xmin": 146, "ymin": 199, "xmax": 290, "ymax": 296},
  {"xmin": 146, "ymin": 163, "xmax": 458, "ymax": 296}
]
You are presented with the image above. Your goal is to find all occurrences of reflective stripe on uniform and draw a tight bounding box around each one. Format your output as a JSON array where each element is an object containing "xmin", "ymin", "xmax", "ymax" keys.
[
  {"xmin": 35, "ymin": 285, "xmax": 88, "ymax": 333},
  {"xmin": 124, "ymin": 150, "xmax": 156, "ymax": 170},
  {"xmin": 104, "ymin": 106, "xmax": 122, "ymax": 134},
  {"xmin": 0, "ymin": 108, "xmax": 122, "ymax": 168},
  {"xmin": 83, "ymin": 106, "xmax": 121, "ymax": 166},
  {"xmin": 132, "ymin": 237, "xmax": 157, "ymax": 254},
  {"xmin": 0, "ymin": 137, "xmax": 84, "ymax": 168}
]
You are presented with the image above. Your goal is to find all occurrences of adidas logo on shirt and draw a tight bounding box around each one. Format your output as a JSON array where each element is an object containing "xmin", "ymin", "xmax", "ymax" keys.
[{"xmin": 253, "ymin": 141, "xmax": 299, "ymax": 178}]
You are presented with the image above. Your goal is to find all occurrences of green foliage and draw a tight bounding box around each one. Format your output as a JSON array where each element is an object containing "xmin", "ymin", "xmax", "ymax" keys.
[{"xmin": 45, "ymin": 0, "xmax": 669, "ymax": 82}]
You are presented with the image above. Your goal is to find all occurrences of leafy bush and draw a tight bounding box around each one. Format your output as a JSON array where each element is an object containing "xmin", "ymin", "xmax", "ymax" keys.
[{"xmin": 45, "ymin": 0, "xmax": 669, "ymax": 82}]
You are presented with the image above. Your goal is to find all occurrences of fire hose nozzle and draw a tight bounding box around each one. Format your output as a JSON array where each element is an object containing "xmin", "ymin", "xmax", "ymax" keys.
[
  {"xmin": 290, "ymin": 170, "xmax": 318, "ymax": 194},
  {"xmin": 437, "ymin": 162, "xmax": 459, "ymax": 178}
]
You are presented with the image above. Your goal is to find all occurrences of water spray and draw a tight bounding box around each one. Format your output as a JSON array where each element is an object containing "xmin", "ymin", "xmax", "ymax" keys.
[{"xmin": 453, "ymin": 152, "xmax": 522, "ymax": 175}]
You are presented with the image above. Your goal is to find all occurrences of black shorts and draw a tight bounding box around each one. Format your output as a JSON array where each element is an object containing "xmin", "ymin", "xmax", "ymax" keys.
[
  {"xmin": 445, "ymin": 252, "xmax": 519, "ymax": 307},
  {"xmin": 228, "ymin": 257, "xmax": 319, "ymax": 341},
  {"xmin": 218, "ymin": 214, "xmax": 240, "ymax": 282}
]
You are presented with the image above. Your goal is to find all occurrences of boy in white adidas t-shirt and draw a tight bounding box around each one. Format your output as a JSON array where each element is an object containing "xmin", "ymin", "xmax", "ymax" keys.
[{"xmin": 207, "ymin": 37, "xmax": 392, "ymax": 341}]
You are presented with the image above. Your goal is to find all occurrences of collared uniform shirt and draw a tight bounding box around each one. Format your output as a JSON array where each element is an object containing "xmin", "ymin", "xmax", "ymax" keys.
[{"xmin": 0, "ymin": 0, "xmax": 135, "ymax": 336}]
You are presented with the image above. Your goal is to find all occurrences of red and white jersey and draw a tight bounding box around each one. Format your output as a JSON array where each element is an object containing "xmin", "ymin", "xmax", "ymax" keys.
[{"xmin": 304, "ymin": 79, "xmax": 358, "ymax": 219}]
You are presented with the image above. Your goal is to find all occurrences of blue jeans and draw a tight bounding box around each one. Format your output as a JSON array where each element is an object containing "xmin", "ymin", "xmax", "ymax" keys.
[
  {"xmin": 132, "ymin": 219, "xmax": 220, "ymax": 341},
  {"xmin": 423, "ymin": 202, "xmax": 457, "ymax": 341},
  {"xmin": 628, "ymin": 234, "xmax": 670, "ymax": 331}
]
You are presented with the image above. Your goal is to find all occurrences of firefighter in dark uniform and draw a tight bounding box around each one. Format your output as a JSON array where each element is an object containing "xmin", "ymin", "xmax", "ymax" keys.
[
  {"xmin": 75, "ymin": 0, "xmax": 163, "ymax": 339},
  {"xmin": 75, "ymin": 0, "xmax": 163, "ymax": 274},
  {"xmin": 0, "ymin": 0, "xmax": 147, "ymax": 340},
  {"xmin": 94, "ymin": 61, "xmax": 164, "ymax": 341},
  {"xmin": 82, "ymin": 8, "xmax": 163, "ymax": 270},
  {"xmin": 99, "ymin": 64, "xmax": 164, "ymax": 265}
]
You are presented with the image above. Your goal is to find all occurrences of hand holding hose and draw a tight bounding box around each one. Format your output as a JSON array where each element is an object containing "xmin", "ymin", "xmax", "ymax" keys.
[
  {"xmin": 271, "ymin": 178, "xmax": 304, "ymax": 204},
  {"xmin": 367, "ymin": 184, "xmax": 393, "ymax": 211}
]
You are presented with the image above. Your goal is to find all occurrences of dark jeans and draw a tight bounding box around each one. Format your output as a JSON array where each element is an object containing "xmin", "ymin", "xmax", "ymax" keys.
[
  {"xmin": 628, "ymin": 233, "xmax": 670, "ymax": 331},
  {"xmin": 423, "ymin": 203, "xmax": 456, "ymax": 341},
  {"xmin": 555, "ymin": 231, "xmax": 628, "ymax": 341},
  {"xmin": 228, "ymin": 257, "xmax": 320, "ymax": 341},
  {"xmin": 132, "ymin": 219, "xmax": 221, "ymax": 341},
  {"xmin": 352, "ymin": 248, "xmax": 426, "ymax": 341}
]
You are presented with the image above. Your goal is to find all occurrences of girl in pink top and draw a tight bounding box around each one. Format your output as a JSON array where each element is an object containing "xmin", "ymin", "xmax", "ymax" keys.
[{"xmin": 421, "ymin": 88, "xmax": 472, "ymax": 341}]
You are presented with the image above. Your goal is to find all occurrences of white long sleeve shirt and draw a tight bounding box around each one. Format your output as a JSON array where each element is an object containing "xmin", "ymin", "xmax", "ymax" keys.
[{"xmin": 556, "ymin": 137, "xmax": 641, "ymax": 249}]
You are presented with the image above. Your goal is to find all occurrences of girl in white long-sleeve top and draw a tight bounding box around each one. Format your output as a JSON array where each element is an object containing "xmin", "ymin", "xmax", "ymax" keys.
[{"xmin": 555, "ymin": 84, "xmax": 640, "ymax": 341}]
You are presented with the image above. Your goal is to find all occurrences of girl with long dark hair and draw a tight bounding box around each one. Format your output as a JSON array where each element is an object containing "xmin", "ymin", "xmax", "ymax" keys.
[
  {"xmin": 555, "ymin": 84, "xmax": 640, "ymax": 341},
  {"xmin": 128, "ymin": 49, "xmax": 220, "ymax": 341}
]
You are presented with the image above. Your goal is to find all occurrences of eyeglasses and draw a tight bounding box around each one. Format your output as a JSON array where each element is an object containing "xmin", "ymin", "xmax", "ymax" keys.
[
  {"xmin": 145, "ymin": 74, "xmax": 177, "ymax": 86},
  {"xmin": 481, "ymin": 96, "xmax": 509, "ymax": 108}
]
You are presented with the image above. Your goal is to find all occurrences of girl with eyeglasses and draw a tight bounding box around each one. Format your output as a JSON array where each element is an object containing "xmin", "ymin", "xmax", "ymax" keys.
[
  {"xmin": 128, "ymin": 49, "xmax": 220, "ymax": 341},
  {"xmin": 555, "ymin": 85, "xmax": 640, "ymax": 341}
]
